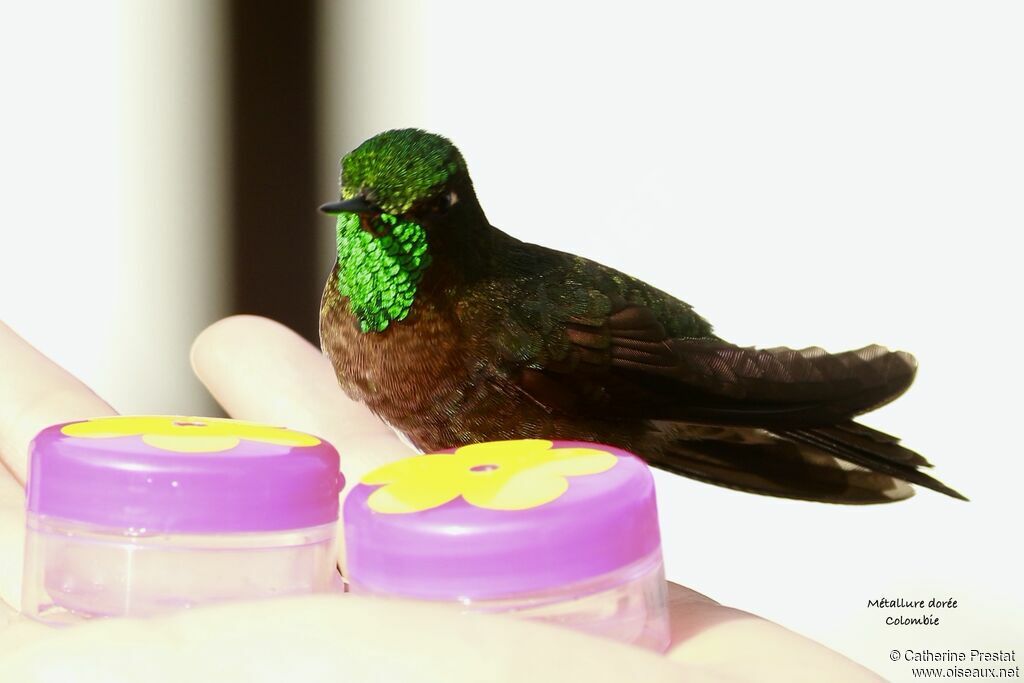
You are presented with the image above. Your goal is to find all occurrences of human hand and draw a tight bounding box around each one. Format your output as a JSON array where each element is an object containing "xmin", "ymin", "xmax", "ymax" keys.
[{"xmin": 0, "ymin": 317, "xmax": 882, "ymax": 681}]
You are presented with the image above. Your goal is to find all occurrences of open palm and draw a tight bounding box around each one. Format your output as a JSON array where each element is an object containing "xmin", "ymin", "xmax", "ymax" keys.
[{"xmin": 0, "ymin": 317, "xmax": 880, "ymax": 682}]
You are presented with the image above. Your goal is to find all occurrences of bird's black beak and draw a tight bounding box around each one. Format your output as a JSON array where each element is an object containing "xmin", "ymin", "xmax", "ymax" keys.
[{"xmin": 319, "ymin": 196, "xmax": 380, "ymax": 215}]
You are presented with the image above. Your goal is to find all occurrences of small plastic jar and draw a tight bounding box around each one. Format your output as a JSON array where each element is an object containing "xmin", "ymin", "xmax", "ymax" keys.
[
  {"xmin": 22, "ymin": 415, "xmax": 343, "ymax": 624},
  {"xmin": 344, "ymin": 439, "xmax": 670, "ymax": 651}
]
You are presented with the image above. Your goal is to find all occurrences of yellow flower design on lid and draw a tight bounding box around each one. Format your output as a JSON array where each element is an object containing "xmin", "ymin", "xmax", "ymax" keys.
[
  {"xmin": 61, "ymin": 415, "xmax": 320, "ymax": 453},
  {"xmin": 361, "ymin": 439, "xmax": 617, "ymax": 514}
]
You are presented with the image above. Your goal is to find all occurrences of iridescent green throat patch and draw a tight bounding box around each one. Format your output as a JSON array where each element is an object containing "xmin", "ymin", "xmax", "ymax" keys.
[{"xmin": 335, "ymin": 213, "xmax": 431, "ymax": 333}]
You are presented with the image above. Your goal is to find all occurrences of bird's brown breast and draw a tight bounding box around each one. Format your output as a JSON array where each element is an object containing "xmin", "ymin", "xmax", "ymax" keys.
[{"xmin": 319, "ymin": 270, "xmax": 478, "ymax": 444}]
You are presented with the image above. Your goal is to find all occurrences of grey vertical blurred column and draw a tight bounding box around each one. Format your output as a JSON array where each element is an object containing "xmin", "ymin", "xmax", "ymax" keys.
[
  {"xmin": 228, "ymin": 0, "xmax": 322, "ymax": 343},
  {"xmin": 116, "ymin": 0, "xmax": 227, "ymax": 415}
]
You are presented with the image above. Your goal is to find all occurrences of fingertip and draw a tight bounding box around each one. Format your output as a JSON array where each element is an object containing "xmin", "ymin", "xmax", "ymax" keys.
[
  {"xmin": 192, "ymin": 315, "xmax": 296, "ymax": 376},
  {"xmin": 189, "ymin": 316, "xmax": 411, "ymax": 482}
]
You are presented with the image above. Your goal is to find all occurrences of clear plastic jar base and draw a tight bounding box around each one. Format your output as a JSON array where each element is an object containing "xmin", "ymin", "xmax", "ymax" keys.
[{"xmin": 22, "ymin": 514, "xmax": 340, "ymax": 624}]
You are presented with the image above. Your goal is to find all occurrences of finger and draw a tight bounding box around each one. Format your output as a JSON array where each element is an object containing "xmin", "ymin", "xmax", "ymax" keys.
[
  {"xmin": 0, "ymin": 465, "xmax": 26, "ymax": 614},
  {"xmin": 664, "ymin": 582, "xmax": 881, "ymax": 681},
  {"xmin": 0, "ymin": 595, "xmax": 724, "ymax": 683},
  {"xmin": 664, "ymin": 580, "xmax": 723, "ymax": 645},
  {"xmin": 0, "ymin": 322, "xmax": 117, "ymax": 483},
  {"xmin": 191, "ymin": 315, "xmax": 415, "ymax": 487}
]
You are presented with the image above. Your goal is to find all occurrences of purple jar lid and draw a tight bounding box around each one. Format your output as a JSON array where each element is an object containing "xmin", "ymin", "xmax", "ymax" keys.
[
  {"xmin": 344, "ymin": 439, "xmax": 662, "ymax": 600},
  {"xmin": 26, "ymin": 416, "xmax": 342, "ymax": 533}
]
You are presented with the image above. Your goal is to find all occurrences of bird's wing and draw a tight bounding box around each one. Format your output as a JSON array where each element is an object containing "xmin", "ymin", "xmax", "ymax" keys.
[{"xmin": 479, "ymin": 247, "xmax": 915, "ymax": 428}]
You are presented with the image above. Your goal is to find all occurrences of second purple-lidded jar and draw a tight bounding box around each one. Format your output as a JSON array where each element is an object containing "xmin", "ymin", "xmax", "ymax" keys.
[{"xmin": 344, "ymin": 439, "xmax": 670, "ymax": 651}]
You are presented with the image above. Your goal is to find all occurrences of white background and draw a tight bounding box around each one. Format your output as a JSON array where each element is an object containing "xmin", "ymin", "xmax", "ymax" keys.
[{"xmin": 2, "ymin": 2, "xmax": 1022, "ymax": 680}]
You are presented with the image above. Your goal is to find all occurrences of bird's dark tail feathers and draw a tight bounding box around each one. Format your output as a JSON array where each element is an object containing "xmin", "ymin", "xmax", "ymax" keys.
[
  {"xmin": 644, "ymin": 420, "xmax": 966, "ymax": 504},
  {"xmin": 779, "ymin": 423, "xmax": 967, "ymax": 501}
]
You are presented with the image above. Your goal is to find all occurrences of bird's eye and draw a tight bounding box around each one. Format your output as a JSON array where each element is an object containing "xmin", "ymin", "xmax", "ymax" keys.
[{"xmin": 437, "ymin": 190, "xmax": 459, "ymax": 212}]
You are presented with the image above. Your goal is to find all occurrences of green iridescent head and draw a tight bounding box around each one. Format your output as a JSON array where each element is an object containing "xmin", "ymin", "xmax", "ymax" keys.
[
  {"xmin": 321, "ymin": 129, "xmax": 478, "ymax": 333},
  {"xmin": 339, "ymin": 128, "xmax": 466, "ymax": 214}
]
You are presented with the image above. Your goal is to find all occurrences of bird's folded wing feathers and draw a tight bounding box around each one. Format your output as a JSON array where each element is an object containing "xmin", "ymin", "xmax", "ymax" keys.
[{"xmin": 511, "ymin": 293, "xmax": 917, "ymax": 427}]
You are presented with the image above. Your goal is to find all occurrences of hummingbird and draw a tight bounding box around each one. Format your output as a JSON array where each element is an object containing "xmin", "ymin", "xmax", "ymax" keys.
[{"xmin": 319, "ymin": 128, "xmax": 964, "ymax": 504}]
